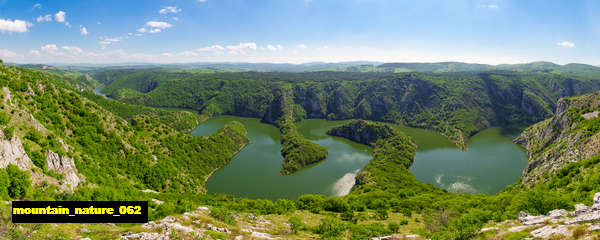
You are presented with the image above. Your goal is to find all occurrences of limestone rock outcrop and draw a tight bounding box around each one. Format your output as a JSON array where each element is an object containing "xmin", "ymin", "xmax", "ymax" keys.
[
  {"xmin": 45, "ymin": 150, "xmax": 82, "ymax": 190},
  {"xmin": 0, "ymin": 133, "xmax": 34, "ymax": 170},
  {"xmin": 518, "ymin": 192, "xmax": 600, "ymax": 226},
  {"xmin": 515, "ymin": 92, "xmax": 600, "ymax": 185}
]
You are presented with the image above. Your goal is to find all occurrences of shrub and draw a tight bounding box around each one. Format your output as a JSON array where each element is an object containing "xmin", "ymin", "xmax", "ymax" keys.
[
  {"xmin": 323, "ymin": 197, "xmax": 350, "ymax": 213},
  {"xmin": 315, "ymin": 217, "xmax": 347, "ymax": 239},
  {"xmin": 274, "ymin": 199, "xmax": 297, "ymax": 214},
  {"xmin": 210, "ymin": 207, "xmax": 235, "ymax": 225},
  {"xmin": 388, "ymin": 222, "xmax": 400, "ymax": 233},
  {"xmin": 349, "ymin": 223, "xmax": 391, "ymax": 240},
  {"xmin": 0, "ymin": 112, "xmax": 9, "ymax": 125},
  {"xmin": 375, "ymin": 207, "xmax": 388, "ymax": 220},
  {"xmin": 25, "ymin": 130, "xmax": 43, "ymax": 143},
  {"xmin": 205, "ymin": 230, "xmax": 226, "ymax": 240},
  {"xmin": 341, "ymin": 210, "xmax": 355, "ymax": 223},
  {"xmin": 3, "ymin": 126, "xmax": 14, "ymax": 139},
  {"xmin": 289, "ymin": 216, "xmax": 303, "ymax": 234},
  {"xmin": 7, "ymin": 164, "xmax": 31, "ymax": 199},
  {"xmin": 298, "ymin": 194, "xmax": 325, "ymax": 213}
]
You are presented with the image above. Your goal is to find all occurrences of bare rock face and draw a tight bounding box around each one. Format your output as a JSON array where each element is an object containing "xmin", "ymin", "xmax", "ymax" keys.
[
  {"xmin": 562, "ymin": 192, "xmax": 600, "ymax": 224},
  {"xmin": 120, "ymin": 232, "xmax": 169, "ymax": 240},
  {"xmin": 571, "ymin": 204, "xmax": 590, "ymax": 217},
  {"xmin": 518, "ymin": 213, "xmax": 549, "ymax": 226},
  {"xmin": 547, "ymin": 209, "xmax": 568, "ymax": 218},
  {"xmin": 0, "ymin": 133, "xmax": 34, "ymax": 170},
  {"xmin": 45, "ymin": 150, "xmax": 82, "ymax": 190},
  {"xmin": 515, "ymin": 93, "xmax": 600, "ymax": 185},
  {"xmin": 565, "ymin": 211, "xmax": 600, "ymax": 224},
  {"xmin": 1, "ymin": 87, "xmax": 13, "ymax": 106},
  {"xmin": 530, "ymin": 225, "xmax": 570, "ymax": 238},
  {"xmin": 518, "ymin": 209, "xmax": 569, "ymax": 225}
]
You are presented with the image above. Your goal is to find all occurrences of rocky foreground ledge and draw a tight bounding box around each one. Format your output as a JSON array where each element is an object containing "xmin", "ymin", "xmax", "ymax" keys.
[
  {"xmin": 119, "ymin": 206, "xmax": 279, "ymax": 240},
  {"xmin": 479, "ymin": 192, "xmax": 600, "ymax": 239}
]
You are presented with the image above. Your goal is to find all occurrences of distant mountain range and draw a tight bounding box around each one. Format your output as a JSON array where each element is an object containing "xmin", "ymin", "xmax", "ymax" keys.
[{"xmin": 12, "ymin": 61, "xmax": 600, "ymax": 75}]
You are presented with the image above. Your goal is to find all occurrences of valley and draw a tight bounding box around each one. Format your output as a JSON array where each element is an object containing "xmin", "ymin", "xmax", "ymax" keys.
[
  {"xmin": 1, "ymin": 62, "xmax": 600, "ymax": 239},
  {"xmin": 2, "ymin": 1, "xmax": 599, "ymax": 239},
  {"xmin": 194, "ymin": 116, "xmax": 527, "ymax": 199}
]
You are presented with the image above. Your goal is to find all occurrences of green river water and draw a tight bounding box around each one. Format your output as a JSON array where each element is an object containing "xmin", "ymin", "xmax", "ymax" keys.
[{"xmin": 191, "ymin": 116, "xmax": 528, "ymax": 200}]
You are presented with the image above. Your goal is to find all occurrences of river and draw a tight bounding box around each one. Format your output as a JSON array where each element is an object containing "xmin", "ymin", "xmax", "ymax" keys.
[{"xmin": 192, "ymin": 116, "xmax": 528, "ymax": 200}]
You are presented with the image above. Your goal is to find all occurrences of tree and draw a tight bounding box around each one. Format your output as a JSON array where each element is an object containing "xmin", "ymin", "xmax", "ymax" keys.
[{"xmin": 7, "ymin": 164, "xmax": 31, "ymax": 199}]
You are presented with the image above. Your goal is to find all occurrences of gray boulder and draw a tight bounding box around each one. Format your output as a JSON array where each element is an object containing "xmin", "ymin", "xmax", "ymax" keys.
[
  {"xmin": 571, "ymin": 204, "xmax": 590, "ymax": 217},
  {"xmin": 547, "ymin": 209, "xmax": 568, "ymax": 218}
]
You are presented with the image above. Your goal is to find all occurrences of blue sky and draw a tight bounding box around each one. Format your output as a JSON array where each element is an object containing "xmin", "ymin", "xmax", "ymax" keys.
[{"xmin": 0, "ymin": 0, "xmax": 598, "ymax": 65}]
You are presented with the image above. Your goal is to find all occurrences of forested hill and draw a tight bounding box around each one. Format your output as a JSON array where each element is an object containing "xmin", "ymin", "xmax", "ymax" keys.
[
  {"xmin": 95, "ymin": 69, "xmax": 600, "ymax": 148},
  {"xmin": 0, "ymin": 63, "xmax": 249, "ymax": 210}
]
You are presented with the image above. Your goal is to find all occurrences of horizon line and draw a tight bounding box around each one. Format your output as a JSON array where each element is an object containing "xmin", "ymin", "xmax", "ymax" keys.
[{"xmin": 7, "ymin": 60, "xmax": 600, "ymax": 68}]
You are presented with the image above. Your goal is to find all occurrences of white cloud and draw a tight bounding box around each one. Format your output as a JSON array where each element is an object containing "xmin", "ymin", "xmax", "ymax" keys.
[
  {"xmin": 159, "ymin": 6, "xmax": 182, "ymax": 14},
  {"xmin": 480, "ymin": 4, "xmax": 499, "ymax": 9},
  {"xmin": 97, "ymin": 21, "xmax": 102, "ymax": 25},
  {"xmin": 137, "ymin": 27, "xmax": 147, "ymax": 33},
  {"xmin": 99, "ymin": 37, "xmax": 122, "ymax": 45},
  {"xmin": 172, "ymin": 17, "xmax": 179, "ymax": 21},
  {"xmin": 41, "ymin": 44, "xmax": 59, "ymax": 53},
  {"xmin": 54, "ymin": 11, "xmax": 66, "ymax": 22},
  {"xmin": 0, "ymin": 49, "xmax": 18, "ymax": 58},
  {"xmin": 0, "ymin": 19, "xmax": 32, "ymax": 33},
  {"xmin": 226, "ymin": 42, "xmax": 257, "ymax": 54},
  {"xmin": 27, "ymin": 44, "xmax": 130, "ymax": 60},
  {"xmin": 28, "ymin": 50, "xmax": 41, "ymax": 56},
  {"xmin": 558, "ymin": 41, "xmax": 575, "ymax": 48},
  {"xmin": 180, "ymin": 51, "xmax": 198, "ymax": 56},
  {"xmin": 33, "ymin": 3, "xmax": 42, "ymax": 9},
  {"xmin": 62, "ymin": 46, "xmax": 84, "ymax": 55},
  {"xmin": 80, "ymin": 26, "xmax": 88, "ymax": 35},
  {"xmin": 267, "ymin": 44, "xmax": 282, "ymax": 51},
  {"xmin": 36, "ymin": 14, "xmax": 52, "ymax": 22},
  {"xmin": 197, "ymin": 45, "xmax": 225, "ymax": 52},
  {"xmin": 297, "ymin": 44, "xmax": 307, "ymax": 49},
  {"xmin": 146, "ymin": 21, "xmax": 172, "ymax": 29},
  {"xmin": 144, "ymin": 21, "xmax": 173, "ymax": 34},
  {"xmin": 54, "ymin": 11, "xmax": 71, "ymax": 27},
  {"xmin": 198, "ymin": 0, "xmax": 207, "ymax": 2}
]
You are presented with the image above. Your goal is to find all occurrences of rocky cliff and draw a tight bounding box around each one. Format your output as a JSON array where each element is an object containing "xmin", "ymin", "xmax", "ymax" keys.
[
  {"xmin": 0, "ymin": 132, "xmax": 34, "ymax": 171},
  {"xmin": 45, "ymin": 150, "xmax": 83, "ymax": 191},
  {"xmin": 515, "ymin": 92, "xmax": 600, "ymax": 185}
]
